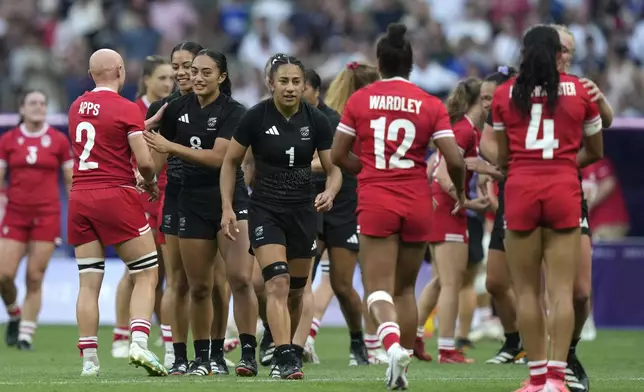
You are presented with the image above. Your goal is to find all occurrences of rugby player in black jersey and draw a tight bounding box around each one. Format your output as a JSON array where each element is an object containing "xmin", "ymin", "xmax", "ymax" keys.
[
  {"xmin": 145, "ymin": 49, "xmax": 258, "ymax": 377},
  {"xmin": 220, "ymin": 55, "xmax": 342, "ymax": 379},
  {"xmin": 144, "ymin": 41, "xmax": 203, "ymax": 375}
]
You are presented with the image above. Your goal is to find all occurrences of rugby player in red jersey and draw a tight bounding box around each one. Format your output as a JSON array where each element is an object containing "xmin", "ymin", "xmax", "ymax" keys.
[
  {"xmin": 427, "ymin": 77, "xmax": 493, "ymax": 364},
  {"xmin": 492, "ymin": 25, "xmax": 603, "ymax": 392},
  {"xmin": 0, "ymin": 90, "xmax": 73, "ymax": 350},
  {"xmin": 112, "ymin": 55, "xmax": 174, "ymax": 365},
  {"xmin": 68, "ymin": 49, "xmax": 167, "ymax": 377},
  {"xmin": 331, "ymin": 23, "xmax": 466, "ymax": 389}
]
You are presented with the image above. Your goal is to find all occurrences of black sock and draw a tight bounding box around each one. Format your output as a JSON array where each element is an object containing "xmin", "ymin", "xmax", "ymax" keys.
[
  {"xmin": 349, "ymin": 330, "xmax": 364, "ymax": 346},
  {"xmin": 239, "ymin": 333, "xmax": 257, "ymax": 358},
  {"xmin": 275, "ymin": 344, "xmax": 291, "ymax": 364},
  {"xmin": 291, "ymin": 344, "xmax": 304, "ymax": 360},
  {"xmin": 569, "ymin": 337, "xmax": 580, "ymax": 354},
  {"xmin": 194, "ymin": 339, "xmax": 210, "ymax": 362},
  {"xmin": 505, "ymin": 332, "xmax": 521, "ymax": 349},
  {"xmin": 173, "ymin": 342, "xmax": 187, "ymax": 360},
  {"xmin": 210, "ymin": 338, "xmax": 224, "ymax": 359},
  {"xmin": 262, "ymin": 323, "xmax": 272, "ymax": 340}
]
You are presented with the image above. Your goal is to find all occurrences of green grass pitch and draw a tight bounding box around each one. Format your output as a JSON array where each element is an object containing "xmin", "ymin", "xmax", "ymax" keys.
[{"xmin": 0, "ymin": 326, "xmax": 642, "ymax": 391}]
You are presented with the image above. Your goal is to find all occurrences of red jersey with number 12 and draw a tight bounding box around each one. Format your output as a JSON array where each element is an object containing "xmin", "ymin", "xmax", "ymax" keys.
[
  {"xmin": 492, "ymin": 73, "xmax": 602, "ymax": 173},
  {"xmin": 68, "ymin": 88, "xmax": 144, "ymax": 190},
  {"xmin": 337, "ymin": 77, "xmax": 454, "ymax": 187}
]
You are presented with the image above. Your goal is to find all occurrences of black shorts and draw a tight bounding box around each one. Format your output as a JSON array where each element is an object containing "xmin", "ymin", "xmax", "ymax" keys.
[
  {"xmin": 177, "ymin": 184, "xmax": 249, "ymax": 240},
  {"xmin": 161, "ymin": 182, "xmax": 181, "ymax": 236},
  {"xmin": 317, "ymin": 197, "xmax": 359, "ymax": 251},
  {"xmin": 248, "ymin": 202, "xmax": 318, "ymax": 260},
  {"xmin": 489, "ymin": 181, "xmax": 506, "ymax": 252},
  {"xmin": 581, "ymin": 198, "xmax": 591, "ymax": 237},
  {"xmin": 467, "ymin": 216, "xmax": 484, "ymax": 265}
]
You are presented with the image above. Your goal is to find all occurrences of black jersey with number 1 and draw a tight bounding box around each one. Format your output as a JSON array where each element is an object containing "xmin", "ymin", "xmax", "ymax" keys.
[{"xmin": 234, "ymin": 99, "xmax": 334, "ymax": 211}]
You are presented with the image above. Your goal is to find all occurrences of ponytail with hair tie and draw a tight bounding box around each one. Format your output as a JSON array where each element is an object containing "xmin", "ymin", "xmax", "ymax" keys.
[{"xmin": 347, "ymin": 61, "xmax": 359, "ymax": 70}]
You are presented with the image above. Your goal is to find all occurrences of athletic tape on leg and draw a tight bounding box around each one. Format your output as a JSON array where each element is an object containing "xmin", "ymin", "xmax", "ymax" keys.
[{"xmin": 367, "ymin": 290, "xmax": 394, "ymax": 311}]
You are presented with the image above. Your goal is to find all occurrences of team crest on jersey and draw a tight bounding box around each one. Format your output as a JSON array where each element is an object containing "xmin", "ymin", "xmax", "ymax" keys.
[
  {"xmin": 254, "ymin": 226, "xmax": 264, "ymax": 237},
  {"xmin": 207, "ymin": 117, "xmax": 217, "ymax": 129},
  {"xmin": 17, "ymin": 137, "xmax": 24, "ymax": 145},
  {"xmin": 300, "ymin": 126, "xmax": 310, "ymax": 138},
  {"xmin": 41, "ymin": 134, "xmax": 51, "ymax": 148}
]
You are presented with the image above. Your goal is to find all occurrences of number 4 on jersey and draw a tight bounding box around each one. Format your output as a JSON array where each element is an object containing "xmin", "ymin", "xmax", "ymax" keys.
[
  {"xmin": 76, "ymin": 121, "xmax": 99, "ymax": 170},
  {"xmin": 526, "ymin": 103, "xmax": 559, "ymax": 159},
  {"xmin": 370, "ymin": 116, "xmax": 416, "ymax": 169}
]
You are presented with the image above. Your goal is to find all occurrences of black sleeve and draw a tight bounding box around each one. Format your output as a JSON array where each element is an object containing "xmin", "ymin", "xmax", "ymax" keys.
[
  {"xmin": 146, "ymin": 99, "xmax": 164, "ymax": 120},
  {"xmin": 313, "ymin": 109, "xmax": 334, "ymax": 151},
  {"xmin": 218, "ymin": 102, "xmax": 246, "ymax": 141},
  {"xmin": 233, "ymin": 108, "xmax": 256, "ymax": 147},
  {"xmin": 158, "ymin": 99, "xmax": 179, "ymax": 141},
  {"xmin": 486, "ymin": 111, "xmax": 493, "ymax": 126}
]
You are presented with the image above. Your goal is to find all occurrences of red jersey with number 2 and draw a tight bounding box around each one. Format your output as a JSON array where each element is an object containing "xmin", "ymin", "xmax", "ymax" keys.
[
  {"xmin": 492, "ymin": 73, "xmax": 602, "ymax": 231},
  {"xmin": 337, "ymin": 77, "xmax": 454, "ymax": 241}
]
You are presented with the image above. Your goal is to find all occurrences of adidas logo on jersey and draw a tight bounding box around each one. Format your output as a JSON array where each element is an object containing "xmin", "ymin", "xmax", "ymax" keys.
[
  {"xmin": 346, "ymin": 234, "xmax": 359, "ymax": 244},
  {"xmin": 265, "ymin": 126, "xmax": 280, "ymax": 135},
  {"xmin": 178, "ymin": 114, "xmax": 190, "ymax": 123},
  {"xmin": 311, "ymin": 241, "xmax": 317, "ymax": 251}
]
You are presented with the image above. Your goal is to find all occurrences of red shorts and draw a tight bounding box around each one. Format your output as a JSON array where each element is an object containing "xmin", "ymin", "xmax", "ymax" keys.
[
  {"xmin": 1, "ymin": 208, "xmax": 60, "ymax": 243},
  {"xmin": 68, "ymin": 187, "xmax": 151, "ymax": 246},
  {"xmin": 505, "ymin": 171, "xmax": 581, "ymax": 231},
  {"xmin": 428, "ymin": 192, "xmax": 467, "ymax": 243},
  {"xmin": 357, "ymin": 181, "xmax": 432, "ymax": 242},
  {"xmin": 140, "ymin": 186, "xmax": 166, "ymax": 245}
]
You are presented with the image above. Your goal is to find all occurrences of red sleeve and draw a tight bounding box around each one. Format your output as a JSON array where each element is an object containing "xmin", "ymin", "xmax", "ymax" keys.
[
  {"xmin": 123, "ymin": 100, "xmax": 146, "ymax": 137},
  {"xmin": 431, "ymin": 101, "xmax": 454, "ymax": 140},
  {"xmin": 0, "ymin": 133, "xmax": 9, "ymax": 169},
  {"xmin": 594, "ymin": 158, "xmax": 614, "ymax": 181},
  {"xmin": 492, "ymin": 88, "xmax": 506, "ymax": 132},
  {"xmin": 57, "ymin": 131, "xmax": 74, "ymax": 169},
  {"xmin": 452, "ymin": 121, "xmax": 471, "ymax": 153},
  {"xmin": 337, "ymin": 94, "xmax": 358, "ymax": 137}
]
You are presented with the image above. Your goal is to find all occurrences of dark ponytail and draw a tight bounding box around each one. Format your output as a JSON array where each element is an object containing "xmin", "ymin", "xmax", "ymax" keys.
[
  {"xmin": 170, "ymin": 41, "xmax": 203, "ymax": 62},
  {"xmin": 512, "ymin": 25, "xmax": 562, "ymax": 117},
  {"xmin": 376, "ymin": 23, "xmax": 413, "ymax": 79},
  {"xmin": 195, "ymin": 49, "xmax": 232, "ymax": 96},
  {"xmin": 485, "ymin": 65, "xmax": 517, "ymax": 85}
]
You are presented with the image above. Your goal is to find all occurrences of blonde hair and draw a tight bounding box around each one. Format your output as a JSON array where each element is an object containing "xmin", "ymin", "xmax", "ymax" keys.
[
  {"xmin": 325, "ymin": 63, "xmax": 380, "ymax": 114},
  {"xmin": 551, "ymin": 24, "xmax": 575, "ymax": 48},
  {"xmin": 445, "ymin": 77, "xmax": 482, "ymax": 124}
]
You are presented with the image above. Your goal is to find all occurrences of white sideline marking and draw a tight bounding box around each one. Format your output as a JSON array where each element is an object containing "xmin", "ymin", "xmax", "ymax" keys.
[{"xmin": 0, "ymin": 377, "xmax": 642, "ymax": 385}]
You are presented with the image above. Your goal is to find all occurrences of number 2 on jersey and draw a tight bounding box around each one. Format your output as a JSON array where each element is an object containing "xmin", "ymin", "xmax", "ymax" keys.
[
  {"xmin": 526, "ymin": 103, "xmax": 559, "ymax": 159},
  {"xmin": 370, "ymin": 117, "xmax": 416, "ymax": 169},
  {"xmin": 76, "ymin": 121, "xmax": 99, "ymax": 170}
]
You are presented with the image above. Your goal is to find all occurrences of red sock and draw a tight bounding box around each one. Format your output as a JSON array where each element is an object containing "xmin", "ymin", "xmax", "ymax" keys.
[
  {"xmin": 528, "ymin": 360, "xmax": 547, "ymax": 386},
  {"xmin": 376, "ymin": 321, "xmax": 400, "ymax": 352},
  {"xmin": 309, "ymin": 318, "xmax": 321, "ymax": 339},
  {"xmin": 112, "ymin": 326, "xmax": 129, "ymax": 342},
  {"xmin": 7, "ymin": 303, "xmax": 21, "ymax": 320},
  {"xmin": 547, "ymin": 360, "xmax": 567, "ymax": 382},
  {"xmin": 78, "ymin": 336, "xmax": 98, "ymax": 357}
]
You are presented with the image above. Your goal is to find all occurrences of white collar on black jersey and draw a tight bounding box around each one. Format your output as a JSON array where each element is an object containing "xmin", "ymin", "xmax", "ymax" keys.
[
  {"xmin": 92, "ymin": 87, "xmax": 117, "ymax": 93},
  {"xmin": 20, "ymin": 123, "xmax": 49, "ymax": 138},
  {"xmin": 380, "ymin": 77, "xmax": 412, "ymax": 83}
]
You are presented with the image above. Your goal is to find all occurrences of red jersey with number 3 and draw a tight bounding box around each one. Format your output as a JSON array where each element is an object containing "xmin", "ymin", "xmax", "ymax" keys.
[
  {"xmin": 68, "ymin": 88, "xmax": 144, "ymax": 190},
  {"xmin": 0, "ymin": 124, "xmax": 72, "ymax": 214},
  {"xmin": 492, "ymin": 73, "xmax": 602, "ymax": 173},
  {"xmin": 337, "ymin": 77, "xmax": 454, "ymax": 186}
]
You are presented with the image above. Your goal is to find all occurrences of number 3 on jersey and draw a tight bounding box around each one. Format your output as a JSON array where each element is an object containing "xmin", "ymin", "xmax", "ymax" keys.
[
  {"xmin": 526, "ymin": 103, "xmax": 559, "ymax": 159},
  {"xmin": 76, "ymin": 121, "xmax": 99, "ymax": 170},
  {"xmin": 370, "ymin": 117, "xmax": 415, "ymax": 169}
]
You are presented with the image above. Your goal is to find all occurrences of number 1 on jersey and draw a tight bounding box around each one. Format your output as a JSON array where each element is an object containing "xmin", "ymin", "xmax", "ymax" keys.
[
  {"xmin": 526, "ymin": 103, "xmax": 559, "ymax": 159},
  {"xmin": 285, "ymin": 146, "xmax": 295, "ymax": 167},
  {"xmin": 370, "ymin": 117, "xmax": 416, "ymax": 169},
  {"xmin": 76, "ymin": 121, "xmax": 99, "ymax": 170}
]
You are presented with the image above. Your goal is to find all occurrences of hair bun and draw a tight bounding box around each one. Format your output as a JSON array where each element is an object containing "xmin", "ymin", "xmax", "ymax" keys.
[{"xmin": 386, "ymin": 23, "xmax": 407, "ymax": 48}]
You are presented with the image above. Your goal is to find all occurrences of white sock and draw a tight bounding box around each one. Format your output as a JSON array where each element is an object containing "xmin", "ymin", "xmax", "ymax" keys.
[
  {"xmin": 416, "ymin": 325, "xmax": 424, "ymax": 338},
  {"xmin": 130, "ymin": 319, "xmax": 151, "ymax": 350},
  {"xmin": 160, "ymin": 324, "xmax": 173, "ymax": 353},
  {"xmin": 18, "ymin": 320, "xmax": 37, "ymax": 343},
  {"xmin": 438, "ymin": 337, "xmax": 455, "ymax": 351}
]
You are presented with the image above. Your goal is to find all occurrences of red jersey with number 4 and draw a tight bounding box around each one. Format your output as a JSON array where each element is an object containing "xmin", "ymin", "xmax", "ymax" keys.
[
  {"xmin": 68, "ymin": 88, "xmax": 144, "ymax": 190},
  {"xmin": 0, "ymin": 124, "xmax": 72, "ymax": 214},
  {"xmin": 338, "ymin": 77, "xmax": 454, "ymax": 186},
  {"xmin": 492, "ymin": 73, "xmax": 602, "ymax": 173}
]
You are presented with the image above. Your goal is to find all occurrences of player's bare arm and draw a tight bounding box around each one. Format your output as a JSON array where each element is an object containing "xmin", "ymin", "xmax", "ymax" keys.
[
  {"xmin": 330, "ymin": 132, "xmax": 362, "ymax": 174},
  {"xmin": 241, "ymin": 147, "xmax": 255, "ymax": 187},
  {"xmin": 311, "ymin": 150, "xmax": 324, "ymax": 172},
  {"xmin": 129, "ymin": 133, "xmax": 156, "ymax": 182},
  {"xmin": 479, "ymin": 123, "xmax": 499, "ymax": 164},
  {"xmin": 577, "ymin": 132, "xmax": 604, "ymax": 168},
  {"xmin": 581, "ymin": 78, "xmax": 613, "ymax": 128},
  {"xmin": 433, "ymin": 136, "xmax": 466, "ymax": 193},
  {"xmin": 143, "ymin": 102, "xmax": 168, "ymax": 131},
  {"xmin": 464, "ymin": 157, "xmax": 504, "ymax": 181},
  {"xmin": 493, "ymin": 129, "xmax": 510, "ymax": 172},
  {"xmin": 145, "ymin": 129, "xmax": 229, "ymax": 169},
  {"xmin": 220, "ymin": 138, "xmax": 248, "ymax": 240},
  {"xmin": 315, "ymin": 149, "xmax": 341, "ymax": 212},
  {"xmin": 63, "ymin": 166, "xmax": 73, "ymax": 194},
  {"xmin": 434, "ymin": 156, "xmax": 489, "ymax": 212}
]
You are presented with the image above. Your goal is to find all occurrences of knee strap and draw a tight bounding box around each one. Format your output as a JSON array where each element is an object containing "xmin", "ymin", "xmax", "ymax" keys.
[
  {"xmin": 262, "ymin": 261, "xmax": 288, "ymax": 282},
  {"xmin": 126, "ymin": 251, "xmax": 158, "ymax": 273}
]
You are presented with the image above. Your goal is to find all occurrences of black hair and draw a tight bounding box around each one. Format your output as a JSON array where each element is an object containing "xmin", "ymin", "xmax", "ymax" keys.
[
  {"xmin": 485, "ymin": 66, "xmax": 518, "ymax": 85},
  {"xmin": 376, "ymin": 23, "xmax": 413, "ymax": 79},
  {"xmin": 268, "ymin": 55, "xmax": 305, "ymax": 81},
  {"xmin": 170, "ymin": 41, "xmax": 204, "ymax": 62},
  {"xmin": 137, "ymin": 55, "xmax": 169, "ymax": 99},
  {"xmin": 18, "ymin": 89, "xmax": 47, "ymax": 125},
  {"xmin": 265, "ymin": 53, "xmax": 288, "ymax": 76},
  {"xmin": 305, "ymin": 69, "xmax": 322, "ymax": 90},
  {"xmin": 512, "ymin": 25, "xmax": 562, "ymax": 117},
  {"xmin": 195, "ymin": 49, "xmax": 232, "ymax": 96}
]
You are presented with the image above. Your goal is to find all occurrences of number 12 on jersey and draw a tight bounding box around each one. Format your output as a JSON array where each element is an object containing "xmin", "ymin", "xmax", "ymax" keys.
[
  {"xmin": 526, "ymin": 103, "xmax": 559, "ymax": 159},
  {"xmin": 370, "ymin": 117, "xmax": 416, "ymax": 169}
]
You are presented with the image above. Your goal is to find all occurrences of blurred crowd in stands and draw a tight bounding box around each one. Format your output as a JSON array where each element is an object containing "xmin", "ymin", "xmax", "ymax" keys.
[{"xmin": 1, "ymin": 0, "xmax": 644, "ymax": 115}]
